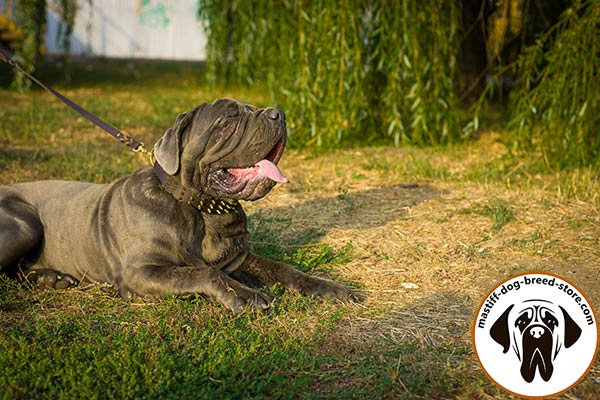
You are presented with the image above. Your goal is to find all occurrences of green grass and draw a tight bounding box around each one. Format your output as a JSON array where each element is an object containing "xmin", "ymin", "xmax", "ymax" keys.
[
  {"xmin": 0, "ymin": 210, "xmax": 359, "ymax": 399},
  {"xmin": 1, "ymin": 58, "xmax": 598, "ymax": 399},
  {"xmin": 0, "ymin": 288, "xmax": 483, "ymax": 399},
  {"xmin": 1, "ymin": 273, "xmax": 487, "ymax": 399},
  {"xmin": 457, "ymin": 199, "xmax": 514, "ymax": 232},
  {"xmin": 0, "ymin": 167, "xmax": 363, "ymax": 399},
  {"xmin": 0, "ymin": 276, "xmax": 485, "ymax": 399},
  {"xmin": 0, "ymin": 284, "xmax": 331, "ymax": 399}
]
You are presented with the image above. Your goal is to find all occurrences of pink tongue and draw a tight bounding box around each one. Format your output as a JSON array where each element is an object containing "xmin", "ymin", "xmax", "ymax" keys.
[
  {"xmin": 255, "ymin": 159, "xmax": 289, "ymax": 183},
  {"xmin": 228, "ymin": 159, "xmax": 289, "ymax": 183}
]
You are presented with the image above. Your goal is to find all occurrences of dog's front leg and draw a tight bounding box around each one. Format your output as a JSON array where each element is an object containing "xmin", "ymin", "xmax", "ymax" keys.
[
  {"xmin": 233, "ymin": 254, "xmax": 354, "ymax": 302},
  {"xmin": 124, "ymin": 265, "xmax": 272, "ymax": 313}
]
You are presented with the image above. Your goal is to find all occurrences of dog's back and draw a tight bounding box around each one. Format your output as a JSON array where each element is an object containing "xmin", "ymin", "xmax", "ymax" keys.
[{"xmin": 0, "ymin": 179, "xmax": 118, "ymax": 281}]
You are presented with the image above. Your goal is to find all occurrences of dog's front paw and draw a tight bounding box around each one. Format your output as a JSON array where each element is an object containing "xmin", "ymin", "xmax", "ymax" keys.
[
  {"xmin": 24, "ymin": 268, "xmax": 79, "ymax": 289},
  {"xmin": 218, "ymin": 282, "xmax": 273, "ymax": 313},
  {"xmin": 299, "ymin": 276, "xmax": 355, "ymax": 303}
]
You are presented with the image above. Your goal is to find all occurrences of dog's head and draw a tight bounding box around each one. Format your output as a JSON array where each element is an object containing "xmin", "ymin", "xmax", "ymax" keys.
[
  {"xmin": 154, "ymin": 98, "xmax": 288, "ymax": 201},
  {"xmin": 490, "ymin": 300, "xmax": 582, "ymax": 383}
]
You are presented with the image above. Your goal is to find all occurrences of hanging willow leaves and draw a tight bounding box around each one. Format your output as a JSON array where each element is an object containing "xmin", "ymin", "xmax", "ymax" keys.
[
  {"xmin": 12, "ymin": 0, "xmax": 46, "ymax": 90},
  {"xmin": 198, "ymin": 0, "xmax": 462, "ymax": 148},
  {"xmin": 372, "ymin": 1, "xmax": 460, "ymax": 146},
  {"xmin": 507, "ymin": 0, "xmax": 599, "ymax": 169},
  {"xmin": 7, "ymin": 0, "xmax": 80, "ymax": 88},
  {"xmin": 53, "ymin": 0, "xmax": 78, "ymax": 82}
]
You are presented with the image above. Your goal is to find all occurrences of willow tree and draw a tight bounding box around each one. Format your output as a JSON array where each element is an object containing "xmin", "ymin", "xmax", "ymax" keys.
[
  {"xmin": 6, "ymin": 0, "xmax": 78, "ymax": 89},
  {"xmin": 507, "ymin": 0, "xmax": 599, "ymax": 169},
  {"xmin": 11, "ymin": 0, "xmax": 46, "ymax": 90},
  {"xmin": 199, "ymin": 0, "xmax": 461, "ymax": 148}
]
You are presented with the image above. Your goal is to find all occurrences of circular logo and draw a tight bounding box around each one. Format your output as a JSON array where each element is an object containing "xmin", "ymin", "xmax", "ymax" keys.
[{"xmin": 472, "ymin": 272, "xmax": 598, "ymax": 398}]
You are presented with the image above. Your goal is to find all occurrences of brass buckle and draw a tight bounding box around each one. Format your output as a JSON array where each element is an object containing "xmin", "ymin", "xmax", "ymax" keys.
[{"xmin": 133, "ymin": 142, "xmax": 156, "ymax": 166}]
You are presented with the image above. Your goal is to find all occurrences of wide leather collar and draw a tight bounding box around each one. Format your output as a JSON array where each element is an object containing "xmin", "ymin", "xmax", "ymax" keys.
[{"xmin": 152, "ymin": 163, "xmax": 239, "ymax": 214}]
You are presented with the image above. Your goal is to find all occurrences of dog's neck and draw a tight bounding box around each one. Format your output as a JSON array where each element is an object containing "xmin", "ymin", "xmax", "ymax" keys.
[{"xmin": 152, "ymin": 163, "xmax": 239, "ymax": 214}]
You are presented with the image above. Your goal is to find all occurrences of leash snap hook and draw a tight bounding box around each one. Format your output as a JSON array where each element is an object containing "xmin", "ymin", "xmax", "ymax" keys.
[{"xmin": 133, "ymin": 142, "xmax": 156, "ymax": 166}]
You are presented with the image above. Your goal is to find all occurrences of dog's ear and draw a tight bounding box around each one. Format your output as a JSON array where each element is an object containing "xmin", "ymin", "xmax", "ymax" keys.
[
  {"xmin": 154, "ymin": 111, "xmax": 195, "ymax": 175},
  {"xmin": 490, "ymin": 304, "xmax": 514, "ymax": 353},
  {"xmin": 559, "ymin": 306, "xmax": 582, "ymax": 348}
]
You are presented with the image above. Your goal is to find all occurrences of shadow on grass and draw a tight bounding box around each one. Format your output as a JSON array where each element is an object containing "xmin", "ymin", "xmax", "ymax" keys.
[
  {"xmin": 0, "ymin": 280, "xmax": 500, "ymax": 399},
  {"xmin": 0, "ymin": 144, "xmax": 142, "ymax": 184},
  {"xmin": 0, "ymin": 147, "xmax": 46, "ymax": 165},
  {"xmin": 1, "ymin": 57, "xmax": 206, "ymax": 90},
  {"xmin": 311, "ymin": 293, "xmax": 498, "ymax": 399},
  {"xmin": 252, "ymin": 183, "xmax": 440, "ymax": 231},
  {"xmin": 0, "ymin": 144, "xmax": 506, "ymax": 398}
]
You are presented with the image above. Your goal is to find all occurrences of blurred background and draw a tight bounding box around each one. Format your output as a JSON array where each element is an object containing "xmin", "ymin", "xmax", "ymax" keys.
[
  {"xmin": 1, "ymin": 4, "xmax": 599, "ymax": 398},
  {"xmin": 1, "ymin": 0, "xmax": 598, "ymax": 169}
]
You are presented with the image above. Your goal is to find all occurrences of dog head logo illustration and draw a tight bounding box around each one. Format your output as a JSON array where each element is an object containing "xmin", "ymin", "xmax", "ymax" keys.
[
  {"xmin": 473, "ymin": 272, "xmax": 598, "ymax": 398},
  {"xmin": 490, "ymin": 299, "xmax": 582, "ymax": 383}
]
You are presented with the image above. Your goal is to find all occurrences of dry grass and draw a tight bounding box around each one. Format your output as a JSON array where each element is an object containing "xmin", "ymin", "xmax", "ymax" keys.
[
  {"xmin": 245, "ymin": 134, "xmax": 600, "ymax": 392},
  {"xmin": 2, "ymin": 78, "xmax": 599, "ymax": 396}
]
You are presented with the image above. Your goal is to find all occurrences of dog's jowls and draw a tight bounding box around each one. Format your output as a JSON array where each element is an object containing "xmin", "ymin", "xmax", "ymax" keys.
[
  {"xmin": 0, "ymin": 98, "xmax": 353, "ymax": 312},
  {"xmin": 490, "ymin": 300, "xmax": 582, "ymax": 382}
]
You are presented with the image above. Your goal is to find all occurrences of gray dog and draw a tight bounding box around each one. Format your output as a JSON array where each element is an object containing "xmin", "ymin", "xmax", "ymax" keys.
[{"xmin": 0, "ymin": 98, "xmax": 352, "ymax": 312}]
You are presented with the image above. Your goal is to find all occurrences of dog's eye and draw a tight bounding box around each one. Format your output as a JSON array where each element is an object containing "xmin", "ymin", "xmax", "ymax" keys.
[
  {"xmin": 541, "ymin": 310, "xmax": 558, "ymax": 328},
  {"xmin": 515, "ymin": 312, "xmax": 532, "ymax": 330}
]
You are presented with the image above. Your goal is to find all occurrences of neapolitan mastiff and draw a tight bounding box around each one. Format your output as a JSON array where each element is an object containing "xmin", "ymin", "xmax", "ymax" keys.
[
  {"xmin": 0, "ymin": 98, "xmax": 352, "ymax": 312},
  {"xmin": 490, "ymin": 299, "xmax": 582, "ymax": 382}
]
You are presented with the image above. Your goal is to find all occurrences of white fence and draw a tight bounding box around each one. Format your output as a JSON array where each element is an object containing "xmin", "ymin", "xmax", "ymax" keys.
[{"xmin": 1, "ymin": 0, "xmax": 207, "ymax": 60}]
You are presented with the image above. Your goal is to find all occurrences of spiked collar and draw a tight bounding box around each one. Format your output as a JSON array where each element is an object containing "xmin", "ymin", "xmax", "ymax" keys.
[{"xmin": 153, "ymin": 163, "xmax": 239, "ymax": 214}]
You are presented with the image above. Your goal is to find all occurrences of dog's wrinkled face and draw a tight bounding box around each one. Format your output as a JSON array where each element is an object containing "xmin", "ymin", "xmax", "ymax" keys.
[
  {"xmin": 490, "ymin": 300, "xmax": 582, "ymax": 383},
  {"xmin": 511, "ymin": 301, "xmax": 560, "ymax": 382},
  {"xmin": 154, "ymin": 98, "xmax": 288, "ymax": 201}
]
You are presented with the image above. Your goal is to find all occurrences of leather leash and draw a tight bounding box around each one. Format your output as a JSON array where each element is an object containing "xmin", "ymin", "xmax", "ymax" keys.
[
  {"xmin": 0, "ymin": 49, "xmax": 238, "ymax": 215},
  {"xmin": 0, "ymin": 48, "xmax": 154, "ymax": 163}
]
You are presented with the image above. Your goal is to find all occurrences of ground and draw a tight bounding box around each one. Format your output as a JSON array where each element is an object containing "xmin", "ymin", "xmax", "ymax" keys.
[
  {"xmin": 0, "ymin": 61, "xmax": 599, "ymax": 398},
  {"xmin": 253, "ymin": 140, "xmax": 600, "ymax": 398},
  {"xmin": 264, "ymin": 141, "xmax": 600, "ymax": 345}
]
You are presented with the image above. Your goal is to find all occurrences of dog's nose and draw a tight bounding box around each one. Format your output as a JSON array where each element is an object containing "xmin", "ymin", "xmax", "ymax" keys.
[
  {"xmin": 529, "ymin": 326, "xmax": 545, "ymax": 339},
  {"xmin": 267, "ymin": 108, "xmax": 284, "ymax": 121}
]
